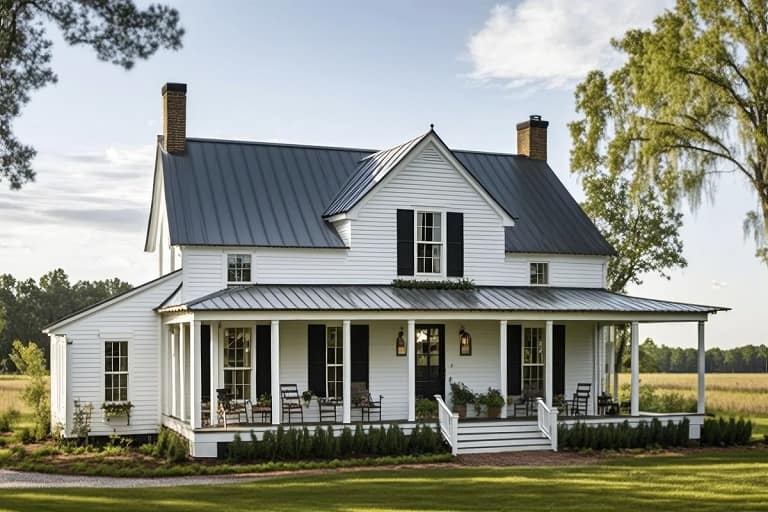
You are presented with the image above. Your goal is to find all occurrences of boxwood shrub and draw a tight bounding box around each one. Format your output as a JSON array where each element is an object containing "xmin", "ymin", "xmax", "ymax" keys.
[
  {"xmin": 558, "ymin": 418, "xmax": 690, "ymax": 451},
  {"xmin": 701, "ymin": 417, "xmax": 752, "ymax": 446}
]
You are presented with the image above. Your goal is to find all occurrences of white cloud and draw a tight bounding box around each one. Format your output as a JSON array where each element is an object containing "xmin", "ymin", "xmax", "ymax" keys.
[
  {"xmin": 711, "ymin": 280, "xmax": 728, "ymax": 290},
  {"xmin": 467, "ymin": 0, "xmax": 672, "ymax": 89}
]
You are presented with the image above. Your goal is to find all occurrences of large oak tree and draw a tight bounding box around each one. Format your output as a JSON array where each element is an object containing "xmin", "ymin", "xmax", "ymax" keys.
[{"xmin": 0, "ymin": 0, "xmax": 183, "ymax": 189}]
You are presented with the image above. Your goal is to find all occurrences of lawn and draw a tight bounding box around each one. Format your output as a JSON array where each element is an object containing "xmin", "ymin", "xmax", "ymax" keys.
[{"xmin": 0, "ymin": 448, "xmax": 766, "ymax": 511}]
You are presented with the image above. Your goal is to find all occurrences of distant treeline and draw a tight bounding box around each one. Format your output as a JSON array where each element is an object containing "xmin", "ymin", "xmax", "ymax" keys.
[
  {"xmin": 635, "ymin": 339, "xmax": 768, "ymax": 373},
  {"xmin": 0, "ymin": 269, "xmax": 132, "ymax": 371}
]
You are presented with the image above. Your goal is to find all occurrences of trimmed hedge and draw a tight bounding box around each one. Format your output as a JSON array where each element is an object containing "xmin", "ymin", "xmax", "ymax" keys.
[
  {"xmin": 701, "ymin": 417, "xmax": 752, "ymax": 446},
  {"xmin": 558, "ymin": 418, "xmax": 690, "ymax": 451},
  {"xmin": 227, "ymin": 424, "xmax": 447, "ymax": 462},
  {"xmin": 153, "ymin": 428, "xmax": 189, "ymax": 462}
]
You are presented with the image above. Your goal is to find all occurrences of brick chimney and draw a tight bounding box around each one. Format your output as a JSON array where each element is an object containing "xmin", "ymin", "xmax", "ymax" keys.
[
  {"xmin": 516, "ymin": 115, "xmax": 548, "ymax": 161},
  {"xmin": 162, "ymin": 83, "xmax": 187, "ymax": 153}
]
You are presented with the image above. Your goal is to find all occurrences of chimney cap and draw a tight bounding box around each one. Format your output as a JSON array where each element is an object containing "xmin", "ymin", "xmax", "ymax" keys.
[
  {"xmin": 162, "ymin": 82, "xmax": 187, "ymax": 94},
  {"xmin": 516, "ymin": 114, "xmax": 549, "ymax": 130}
]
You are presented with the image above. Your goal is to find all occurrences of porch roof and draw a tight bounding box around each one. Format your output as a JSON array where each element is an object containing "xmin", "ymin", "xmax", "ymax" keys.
[{"xmin": 158, "ymin": 284, "xmax": 727, "ymax": 315}]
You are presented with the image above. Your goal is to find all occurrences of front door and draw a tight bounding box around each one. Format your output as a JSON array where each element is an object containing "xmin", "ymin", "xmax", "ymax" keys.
[{"xmin": 415, "ymin": 324, "xmax": 445, "ymax": 399}]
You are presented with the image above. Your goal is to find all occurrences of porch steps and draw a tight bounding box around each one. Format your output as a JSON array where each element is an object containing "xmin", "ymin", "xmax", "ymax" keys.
[{"xmin": 456, "ymin": 420, "xmax": 551, "ymax": 454}]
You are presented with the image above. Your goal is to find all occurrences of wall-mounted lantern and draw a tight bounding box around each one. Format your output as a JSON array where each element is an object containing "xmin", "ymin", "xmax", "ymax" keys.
[
  {"xmin": 395, "ymin": 328, "xmax": 406, "ymax": 356},
  {"xmin": 459, "ymin": 326, "xmax": 472, "ymax": 356}
]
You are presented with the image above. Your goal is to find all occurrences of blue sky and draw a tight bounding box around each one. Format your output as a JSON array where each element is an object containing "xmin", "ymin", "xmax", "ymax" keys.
[{"xmin": 1, "ymin": 0, "xmax": 765, "ymax": 349}]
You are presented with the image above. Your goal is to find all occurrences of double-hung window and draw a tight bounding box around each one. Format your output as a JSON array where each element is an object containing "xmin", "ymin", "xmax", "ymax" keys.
[
  {"xmin": 530, "ymin": 262, "xmax": 549, "ymax": 285},
  {"xmin": 227, "ymin": 254, "xmax": 252, "ymax": 283},
  {"xmin": 223, "ymin": 327, "xmax": 252, "ymax": 400},
  {"xmin": 104, "ymin": 341, "xmax": 128, "ymax": 402},
  {"xmin": 326, "ymin": 327, "xmax": 343, "ymax": 400},
  {"xmin": 522, "ymin": 327, "xmax": 544, "ymax": 394},
  {"xmin": 416, "ymin": 211, "xmax": 442, "ymax": 274}
]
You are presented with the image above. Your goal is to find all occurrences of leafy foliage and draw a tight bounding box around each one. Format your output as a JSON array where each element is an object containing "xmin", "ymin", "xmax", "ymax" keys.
[
  {"xmin": 153, "ymin": 428, "xmax": 188, "ymax": 463},
  {"xmin": 636, "ymin": 339, "xmax": 768, "ymax": 373},
  {"xmin": 9, "ymin": 341, "xmax": 48, "ymax": 439},
  {"xmin": 391, "ymin": 278, "xmax": 475, "ymax": 290},
  {"xmin": 701, "ymin": 417, "xmax": 752, "ymax": 446},
  {"xmin": 558, "ymin": 418, "xmax": 690, "ymax": 451},
  {"xmin": 0, "ymin": 269, "xmax": 132, "ymax": 370},
  {"xmin": 0, "ymin": 408, "xmax": 20, "ymax": 432},
  {"xmin": 572, "ymin": 0, "xmax": 768, "ymax": 265},
  {"xmin": 0, "ymin": 0, "xmax": 184, "ymax": 189},
  {"xmin": 618, "ymin": 383, "xmax": 697, "ymax": 414}
]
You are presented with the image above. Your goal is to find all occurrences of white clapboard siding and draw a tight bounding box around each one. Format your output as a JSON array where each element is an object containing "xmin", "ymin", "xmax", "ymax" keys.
[
  {"xmin": 178, "ymin": 143, "xmax": 608, "ymax": 301},
  {"xmin": 52, "ymin": 273, "xmax": 182, "ymax": 437},
  {"xmin": 563, "ymin": 321, "xmax": 596, "ymax": 415}
]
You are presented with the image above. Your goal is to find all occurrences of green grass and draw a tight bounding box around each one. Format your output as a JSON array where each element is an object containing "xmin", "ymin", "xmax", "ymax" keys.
[{"xmin": 0, "ymin": 448, "xmax": 766, "ymax": 511}]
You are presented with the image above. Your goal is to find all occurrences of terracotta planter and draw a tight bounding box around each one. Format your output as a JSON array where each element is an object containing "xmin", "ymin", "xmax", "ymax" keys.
[
  {"xmin": 453, "ymin": 404, "xmax": 467, "ymax": 418},
  {"xmin": 487, "ymin": 406, "xmax": 501, "ymax": 418}
]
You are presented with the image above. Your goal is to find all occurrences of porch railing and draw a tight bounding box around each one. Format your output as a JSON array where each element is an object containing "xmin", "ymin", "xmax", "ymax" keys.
[
  {"xmin": 435, "ymin": 394, "xmax": 459, "ymax": 456},
  {"xmin": 536, "ymin": 398, "xmax": 559, "ymax": 451}
]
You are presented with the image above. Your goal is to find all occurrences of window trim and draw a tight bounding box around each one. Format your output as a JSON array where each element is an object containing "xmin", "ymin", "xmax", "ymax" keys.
[
  {"xmin": 102, "ymin": 338, "xmax": 130, "ymax": 404},
  {"xmin": 521, "ymin": 326, "xmax": 545, "ymax": 394},
  {"xmin": 222, "ymin": 326, "xmax": 254, "ymax": 401},
  {"xmin": 414, "ymin": 209, "xmax": 447, "ymax": 278},
  {"xmin": 225, "ymin": 252, "xmax": 254, "ymax": 285},
  {"xmin": 529, "ymin": 261, "xmax": 550, "ymax": 286},
  {"xmin": 325, "ymin": 325, "xmax": 344, "ymax": 400}
]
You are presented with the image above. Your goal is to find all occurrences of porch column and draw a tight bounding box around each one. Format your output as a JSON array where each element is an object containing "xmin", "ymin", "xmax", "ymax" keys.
[
  {"xmin": 697, "ymin": 321, "xmax": 706, "ymax": 414},
  {"xmin": 210, "ymin": 324, "xmax": 218, "ymax": 426},
  {"xmin": 407, "ymin": 320, "xmax": 416, "ymax": 422},
  {"xmin": 170, "ymin": 326, "xmax": 178, "ymax": 417},
  {"xmin": 592, "ymin": 323, "xmax": 599, "ymax": 415},
  {"xmin": 342, "ymin": 320, "xmax": 352, "ymax": 424},
  {"xmin": 630, "ymin": 321, "xmax": 639, "ymax": 416},
  {"xmin": 190, "ymin": 320, "xmax": 202, "ymax": 429},
  {"xmin": 499, "ymin": 320, "xmax": 508, "ymax": 419},
  {"xmin": 545, "ymin": 320, "xmax": 553, "ymax": 407},
  {"xmin": 611, "ymin": 326, "xmax": 618, "ymax": 401},
  {"xmin": 607, "ymin": 327, "xmax": 616, "ymax": 399},
  {"xmin": 179, "ymin": 323, "xmax": 187, "ymax": 422},
  {"xmin": 270, "ymin": 320, "xmax": 280, "ymax": 425}
]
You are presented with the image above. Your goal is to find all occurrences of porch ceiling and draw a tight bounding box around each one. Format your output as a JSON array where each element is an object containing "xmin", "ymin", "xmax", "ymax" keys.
[{"xmin": 158, "ymin": 284, "xmax": 727, "ymax": 316}]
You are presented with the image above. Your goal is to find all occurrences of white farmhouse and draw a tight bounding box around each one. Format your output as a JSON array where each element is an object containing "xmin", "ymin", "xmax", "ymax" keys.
[{"xmin": 45, "ymin": 83, "xmax": 726, "ymax": 457}]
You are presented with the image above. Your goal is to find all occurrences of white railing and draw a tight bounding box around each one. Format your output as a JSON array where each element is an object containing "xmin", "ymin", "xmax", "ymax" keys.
[
  {"xmin": 435, "ymin": 394, "xmax": 459, "ymax": 455},
  {"xmin": 536, "ymin": 398, "xmax": 559, "ymax": 451}
]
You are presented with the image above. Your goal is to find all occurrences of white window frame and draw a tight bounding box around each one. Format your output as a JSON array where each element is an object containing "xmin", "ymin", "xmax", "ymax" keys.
[
  {"xmin": 225, "ymin": 253, "xmax": 254, "ymax": 285},
  {"xmin": 104, "ymin": 339, "xmax": 129, "ymax": 403},
  {"xmin": 522, "ymin": 327, "xmax": 545, "ymax": 394},
  {"xmin": 414, "ymin": 209, "xmax": 446, "ymax": 277},
  {"xmin": 529, "ymin": 261, "xmax": 549, "ymax": 286},
  {"xmin": 326, "ymin": 326, "xmax": 344, "ymax": 400},
  {"xmin": 222, "ymin": 326, "xmax": 253, "ymax": 401}
]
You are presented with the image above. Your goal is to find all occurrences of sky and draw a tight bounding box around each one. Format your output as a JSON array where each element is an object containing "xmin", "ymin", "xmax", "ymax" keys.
[{"xmin": 1, "ymin": 0, "xmax": 765, "ymax": 349}]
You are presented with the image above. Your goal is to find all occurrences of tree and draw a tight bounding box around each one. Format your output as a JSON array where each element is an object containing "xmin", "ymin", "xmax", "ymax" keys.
[
  {"xmin": 0, "ymin": 0, "xmax": 184, "ymax": 189},
  {"xmin": 570, "ymin": 70, "xmax": 688, "ymax": 372},
  {"xmin": 576, "ymin": 0, "xmax": 768, "ymax": 265},
  {"xmin": 10, "ymin": 340, "xmax": 48, "ymax": 439}
]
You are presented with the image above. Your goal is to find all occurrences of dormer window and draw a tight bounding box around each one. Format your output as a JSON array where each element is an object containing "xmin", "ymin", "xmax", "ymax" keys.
[
  {"xmin": 416, "ymin": 211, "xmax": 442, "ymax": 274},
  {"xmin": 227, "ymin": 254, "xmax": 252, "ymax": 284},
  {"xmin": 530, "ymin": 262, "xmax": 549, "ymax": 285}
]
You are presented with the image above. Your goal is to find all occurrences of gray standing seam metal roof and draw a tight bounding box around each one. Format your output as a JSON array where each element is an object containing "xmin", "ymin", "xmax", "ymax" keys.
[
  {"xmin": 161, "ymin": 284, "xmax": 726, "ymax": 314},
  {"xmin": 161, "ymin": 137, "xmax": 615, "ymax": 255}
]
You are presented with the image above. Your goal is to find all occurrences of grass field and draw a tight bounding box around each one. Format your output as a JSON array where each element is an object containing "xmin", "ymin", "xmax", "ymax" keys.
[
  {"xmin": 0, "ymin": 376, "xmax": 38, "ymax": 431},
  {"xmin": 0, "ymin": 448, "xmax": 766, "ymax": 511}
]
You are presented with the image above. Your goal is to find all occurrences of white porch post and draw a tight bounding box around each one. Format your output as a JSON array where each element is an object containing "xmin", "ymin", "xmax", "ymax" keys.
[
  {"xmin": 611, "ymin": 326, "xmax": 618, "ymax": 401},
  {"xmin": 592, "ymin": 323, "xmax": 600, "ymax": 415},
  {"xmin": 210, "ymin": 324, "xmax": 218, "ymax": 426},
  {"xmin": 630, "ymin": 321, "xmax": 640, "ymax": 416},
  {"xmin": 407, "ymin": 320, "xmax": 416, "ymax": 422},
  {"xmin": 190, "ymin": 320, "xmax": 202, "ymax": 429},
  {"xmin": 697, "ymin": 321, "xmax": 706, "ymax": 414},
  {"xmin": 545, "ymin": 320, "xmax": 553, "ymax": 407},
  {"xmin": 342, "ymin": 320, "xmax": 352, "ymax": 424},
  {"xmin": 170, "ymin": 326, "xmax": 178, "ymax": 417},
  {"xmin": 270, "ymin": 320, "xmax": 280, "ymax": 425},
  {"xmin": 607, "ymin": 327, "xmax": 616, "ymax": 399},
  {"xmin": 499, "ymin": 320, "xmax": 508, "ymax": 419},
  {"xmin": 179, "ymin": 323, "xmax": 187, "ymax": 422}
]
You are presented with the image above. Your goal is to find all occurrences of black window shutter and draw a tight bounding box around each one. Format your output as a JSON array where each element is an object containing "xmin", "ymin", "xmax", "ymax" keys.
[
  {"xmin": 553, "ymin": 325, "xmax": 566, "ymax": 397},
  {"xmin": 507, "ymin": 324, "xmax": 522, "ymax": 395},
  {"xmin": 200, "ymin": 325, "xmax": 211, "ymax": 402},
  {"xmin": 446, "ymin": 212, "xmax": 464, "ymax": 277},
  {"xmin": 307, "ymin": 324, "xmax": 326, "ymax": 397},
  {"xmin": 396, "ymin": 209, "xmax": 414, "ymax": 276},
  {"xmin": 350, "ymin": 325, "xmax": 370, "ymax": 389},
  {"xmin": 255, "ymin": 325, "xmax": 271, "ymax": 397}
]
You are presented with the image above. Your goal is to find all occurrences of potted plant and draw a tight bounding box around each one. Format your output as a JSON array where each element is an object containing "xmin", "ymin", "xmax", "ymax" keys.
[
  {"xmin": 101, "ymin": 401, "xmax": 133, "ymax": 424},
  {"xmin": 449, "ymin": 381, "xmax": 475, "ymax": 418},
  {"xmin": 415, "ymin": 398, "xmax": 438, "ymax": 421},
  {"xmin": 301, "ymin": 390, "xmax": 313, "ymax": 407},
  {"xmin": 483, "ymin": 388, "xmax": 505, "ymax": 418},
  {"xmin": 256, "ymin": 393, "xmax": 272, "ymax": 408}
]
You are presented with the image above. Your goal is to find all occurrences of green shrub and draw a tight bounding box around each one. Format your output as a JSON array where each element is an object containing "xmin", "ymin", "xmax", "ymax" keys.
[
  {"xmin": 415, "ymin": 399, "xmax": 438, "ymax": 420},
  {"xmin": 701, "ymin": 417, "xmax": 752, "ymax": 446},
  {"xmin": 558, "ymin": 418, "xmax": 690, "ymax": 451},
  {"xmin": 18, "ymin": 427, "xmax": 34, "ymax": 444},
  {"xmin": 0, "ymin": 409, "xmax": 20, "ymax": 432},
  {"xmin": 153, "ymin": 428, "xmax": 188, "ymax": 463},
  {"xmin": 619, "ymin": 383, "xmax": 697, "ymax": 413}
]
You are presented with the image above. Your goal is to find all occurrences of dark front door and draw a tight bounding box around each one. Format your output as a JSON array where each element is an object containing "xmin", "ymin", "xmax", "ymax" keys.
[{"xmin": 415, "ymin": 324, "xmax": 445, "ymax": 399}]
